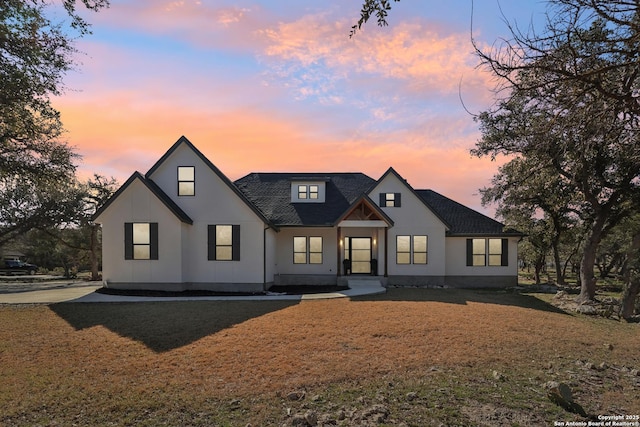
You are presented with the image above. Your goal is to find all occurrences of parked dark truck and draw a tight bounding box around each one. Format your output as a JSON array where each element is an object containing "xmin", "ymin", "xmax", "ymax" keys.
[{"xmin": 1, "ymin": 259, "xmax": 38, "ymax": 276}]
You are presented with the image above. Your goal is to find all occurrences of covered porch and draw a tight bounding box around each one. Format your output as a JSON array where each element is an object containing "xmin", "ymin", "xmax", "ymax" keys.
[{"xmin": 336, "ymin": 195, "xmax": 394, "ymax": 278}]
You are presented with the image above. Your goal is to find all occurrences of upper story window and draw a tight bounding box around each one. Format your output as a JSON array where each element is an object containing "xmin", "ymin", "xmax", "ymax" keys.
[
  {"xmin": 380, "ymin": 192, "xmax": 401, "ymax": 207},
  {"xmin": 297, "ymin": 184, "xmax": 319, "ymax": 199},
  {"xmin": 291, "ymin": 180, "xmax": 326, "ymax": 203},
  {"xmin": 309, "ymin": 185, "xmax": 318, "ymax": 199},
  {"xmin": 177, "ymin": 166, "xmax": 195, "ymax": 196}
]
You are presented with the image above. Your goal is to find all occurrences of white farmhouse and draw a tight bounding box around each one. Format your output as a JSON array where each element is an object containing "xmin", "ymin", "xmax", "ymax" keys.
[{"xmin": 93, "ymin": 136, "xmax": 522, "ymax": 292}]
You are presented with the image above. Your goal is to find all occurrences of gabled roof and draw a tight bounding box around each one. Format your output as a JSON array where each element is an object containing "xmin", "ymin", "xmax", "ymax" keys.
[
  {"xmin": 234, "ymin": 172, "xmax": 376, "ymax": 226},
  {"xmin": 334, "ymin": 194, "xmax": 395, "ymax": 227},
  {"xmin": 146, "ymin": 136, "xmax": 277, "ymax": 229},
  {"xmin": 93, "ymin": 172, "xmax": 193, "ymax": 224},
  {"xmin": 373, "ymin": 167, "xmax": 451, "ymax": 230},
  {"xmin": 416, "ymin": 189, "xmax": 523, "ymax": 236}
]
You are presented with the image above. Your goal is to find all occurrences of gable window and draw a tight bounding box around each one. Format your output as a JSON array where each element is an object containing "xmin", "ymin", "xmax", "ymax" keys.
[
  {"xmin": 293, "ymin": 236, "xmax": 323, "ymax": 264},
  {"xmin": 380, "ymin": 192, "xmax": 401, "ymax": 207},
  {"xmin": 396, "ymin": 235, "xmax": 428, "ymax": 264},
  {"xmin": 466, "ymin": 238, "xmax": 508, "ymax": 267},
  {"xmin": 208, "ymin": 225, "xmax": 240, "ymax": 261},
  {"xmin": 177, "ymin": 166, "xmax": 195, "ymax": 196},
  {"xmin": 124, "ymin": 222, "xmax": 158, "ymax": 260}
]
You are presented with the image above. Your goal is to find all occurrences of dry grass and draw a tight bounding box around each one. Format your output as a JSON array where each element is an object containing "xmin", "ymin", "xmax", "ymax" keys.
[{"xmin": 1, "ymin": 288, "xmax": 638, "ymax": 426}]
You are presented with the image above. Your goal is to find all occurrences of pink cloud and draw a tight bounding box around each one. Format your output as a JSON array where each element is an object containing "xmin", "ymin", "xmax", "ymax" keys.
[
  {"xmin": 260, "ymin": 16, "xmax": 495, "ymax": 106},
  {"xmin": 57, "ymin": 88, "xmax": 503, "ymax": 215},
  {"xmin": 56, "ymin": 2, "xmax": 507, "ymax": 217}
]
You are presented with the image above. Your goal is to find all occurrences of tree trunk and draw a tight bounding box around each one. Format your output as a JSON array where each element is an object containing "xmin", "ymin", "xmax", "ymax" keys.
[
  {"xmin": 552, "ymin": 242, "xmax": 565, "ymax": 286},
  {"xmin": 534, "ymin": 256, "xmax": 545, "ymax": 285},
  {"xmin": 578, "ymin": 215, "xmax": 606, "ymax": 303},
  {"xmin": 620, "ymin": 231, "xmax": 640, "ymax": 320},
  {"xmin": 89, "ymin": 224, "xmax": 100, "ymax": 281},
  {"xmin": 550, "ymin": 215, "xmax": 566, "ymax": 286},
  {"xmin": 621, "ymin": 278, "xmax": 640, "ymax": 320}
]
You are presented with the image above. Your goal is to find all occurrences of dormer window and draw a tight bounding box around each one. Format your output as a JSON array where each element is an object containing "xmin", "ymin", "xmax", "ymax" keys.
[
  {"xmin": 177, "ymin": 166, "xmax": 195, "ymax": 196},
  {"xmin": 291, "ymin": 179, "xmax": 327, "ymax": 203},
  {"xmin": 297, "ymin": 184, "xmax": 319, "ymax": 199}
]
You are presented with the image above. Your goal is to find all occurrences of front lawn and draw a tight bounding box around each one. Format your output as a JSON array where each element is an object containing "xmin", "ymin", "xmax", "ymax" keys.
[{"xmin": 1, "ymin": 288, "xmax": 638, "ymax": 426}]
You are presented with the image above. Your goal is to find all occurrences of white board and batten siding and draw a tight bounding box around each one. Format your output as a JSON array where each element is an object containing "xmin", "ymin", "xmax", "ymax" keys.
[
  {"xmin": 97, "ymin": 177, "xmax": 184, "ymax": 285},
  {"xmin": 145, "ymin": 142, "xmax": 267, "ymax": 287},
  {"xmin": 370, "ymin": 172, "xmax": 448, "ymax": 279}
]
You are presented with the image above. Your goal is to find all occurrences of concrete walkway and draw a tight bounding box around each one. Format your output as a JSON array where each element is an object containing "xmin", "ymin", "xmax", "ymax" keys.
[{"xmin": 0, "ymin": 280, "xmax": 386, "ymax": 304}]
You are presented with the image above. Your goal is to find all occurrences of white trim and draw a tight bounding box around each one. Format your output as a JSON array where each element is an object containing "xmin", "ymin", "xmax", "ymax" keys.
[{"xmin": 338, "ymin": 220, "xmax": 389, "ymax": 228}]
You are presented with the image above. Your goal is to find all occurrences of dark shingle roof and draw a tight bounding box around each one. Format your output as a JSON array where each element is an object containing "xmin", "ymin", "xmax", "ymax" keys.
[
  {"xmin": 416, "ymin": 189, "xmax": 521, "ymax": 236},
  {"xmin": 93, "ymin": 172, "xmax": 193, "ymax": 224},
  {"xmin": 234, "ymin": 173, "xmax": 376, "ymax": 226}
]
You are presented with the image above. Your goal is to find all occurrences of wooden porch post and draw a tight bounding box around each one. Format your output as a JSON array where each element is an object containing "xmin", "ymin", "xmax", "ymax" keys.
[
  {"xmin": 337, "ymin": 226, "xmax": 342, "ymax": 276},
  {"xmin": 384, "ymin": 227, "xmax": 388, "ymax": 277}
]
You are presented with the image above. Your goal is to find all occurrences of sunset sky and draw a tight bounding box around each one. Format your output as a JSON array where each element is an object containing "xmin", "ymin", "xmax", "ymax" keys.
[{"xmin": 55, "ymin": 0, "xmax": 548, "ymax": 215}]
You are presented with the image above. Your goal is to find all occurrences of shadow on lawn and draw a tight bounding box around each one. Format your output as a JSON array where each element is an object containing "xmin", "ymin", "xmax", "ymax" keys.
[
  {"xmin": 353, "ymin": 287, "xmax": 569, "ymax": 315},
  {"xmin": 49, "ymin": 300, "xmax": 298, "ymax": 353}
]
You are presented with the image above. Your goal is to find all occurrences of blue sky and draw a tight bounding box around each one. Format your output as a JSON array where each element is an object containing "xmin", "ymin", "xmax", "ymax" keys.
[{"xmin": 56, "ymin": 0, "xmax": 549, "ymax": 214}]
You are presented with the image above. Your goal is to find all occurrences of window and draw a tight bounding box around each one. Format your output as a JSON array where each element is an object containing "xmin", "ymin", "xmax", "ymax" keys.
[
  {"xmin": 293, "ymin": 236, "xmax": 323, "ymax": 264},
  {"xmin": 472, "ymin": 238, "xmax": 486, "ymax": 266},
  {"xmin": 396, "ymin": 235, "xmax": 428, "ymax": 264},
  {"xmin": 380, "ymin": 192, "xmax": 401, "ymax": 207},
  {"xmin": 466, "ymin": 238, "xmax": 508, "ymax": 267},
  {"xmin": 396, "ymin": 235, "xmax": 410, "ymax": 264},
  {"xmin": 177, "ymin": 166, "xmax": 195, "ymax": 196},
  {"xmin": 488, "ymin": 238, "xmax": 503, "ymax": 266},
  {"xmin": 413, "ymin": 235, "xmax": 428, "ymax": 264},
  {"xmin": 124, "ymin": 223, "xmax": 158, "ymax": 260},
  {"xmin": 298, "ymin": 185, "xmax": 308, "ymax": 199},
  {"xmin": 309, "ymin": 185, "xmax": 319, "ymax": 199},
  {"xmin": 208, "ymin": 225, "xmax": 240, "ymax": 261},
  {"xmin": 293, "ymin": 236, "xmax": 307, "ymax": 263},
  {"xmin": 297, "ymin": 184, "xmax": 319, "ymax": 200},
  {"xmin": 292, "ymin": 181, "xmax": 326, "ymax": 202},
  {"xmin": 309, "ymin": 236, "xmax": 323, "ymax": 264}
]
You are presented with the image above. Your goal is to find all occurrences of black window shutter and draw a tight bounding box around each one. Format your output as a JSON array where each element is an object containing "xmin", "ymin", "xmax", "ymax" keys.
[
  {"xmin": 232, "ymin": 225, "xmax": 241, "ymax": 261},
  {"xmin": 501, "ymin": 238, "xmax": 509, "ymax": 266},
  {"xmin": 207, "ymin": 225, "xmax": 216, "ymax": 260},
  {"xmin": 395, "ymin": 193, "xmax": 401, "ymax": 207},
  {"xmin": 379, "ymin": 193, "xmax": 385, "ymax": 206},
  {"xmin": 124, "ymin": 223, "xmax": 133, "ymax": 260},
  {"xmin": 466, "ymin": 239, "xmax": 473, "ymax": 266},
  {"xmin": 150, "ymin": 223, "xmax": 159, "ymax": 260}
]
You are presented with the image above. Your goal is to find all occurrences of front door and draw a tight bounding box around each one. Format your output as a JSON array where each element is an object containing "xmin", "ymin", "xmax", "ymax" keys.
[{"xmin": 347, "ymin": 237, "xmax": 371, "ymax": 274}]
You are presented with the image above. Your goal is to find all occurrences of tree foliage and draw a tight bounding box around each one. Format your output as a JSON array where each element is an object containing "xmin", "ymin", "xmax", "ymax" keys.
[
  {"xmin": 33, "ymin": 174, "xmax": 118, "ymax": 279},
  {"xmin": 350, "ymin": 0, "xmax": 400, "ymax": 37},
  {"xmin": 0, "ymin": 0, "xmax": 108, "ymax": 244},
  {"xmin": 474, "ymin": 1, "xmax": 640, "ymax": 303}
]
